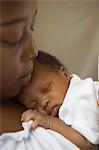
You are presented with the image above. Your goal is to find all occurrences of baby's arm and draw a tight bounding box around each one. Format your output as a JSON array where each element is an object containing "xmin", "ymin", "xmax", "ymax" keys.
[{"xmin": 21, "ymin": 109, "xmax": 95, "ymax": 150}]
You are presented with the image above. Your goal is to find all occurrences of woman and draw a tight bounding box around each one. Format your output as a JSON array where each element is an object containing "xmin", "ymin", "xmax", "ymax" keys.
[{"xmin": 0, "ymin": 0, "xmax": 38, "ymax": 133}]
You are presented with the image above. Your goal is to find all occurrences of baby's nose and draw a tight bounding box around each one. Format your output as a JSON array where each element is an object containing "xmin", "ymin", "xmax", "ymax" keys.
[{"xmin": 37, "ymin": 106, "xmax": 47, "ymax": 115}]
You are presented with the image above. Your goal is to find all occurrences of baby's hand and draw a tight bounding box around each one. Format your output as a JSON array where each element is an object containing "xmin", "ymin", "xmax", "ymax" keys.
[{"xmin": 21, "ymin": 109, "xmax": 53, "ymax": 130}]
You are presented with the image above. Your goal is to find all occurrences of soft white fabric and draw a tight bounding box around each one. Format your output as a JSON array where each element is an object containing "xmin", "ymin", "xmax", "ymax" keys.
[
  {"xmin": 0, "ymin": 120, "xmax": 80, "ymax": 150},
  {"xmin": 59, "ymin": 74, "xmax": 99, "ymax": 144}
]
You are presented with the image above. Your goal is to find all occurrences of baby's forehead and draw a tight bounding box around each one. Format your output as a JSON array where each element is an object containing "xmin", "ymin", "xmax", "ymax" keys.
[{"xmin": 34, "ymin": 60, "xmax": 54, "ymax": 73}]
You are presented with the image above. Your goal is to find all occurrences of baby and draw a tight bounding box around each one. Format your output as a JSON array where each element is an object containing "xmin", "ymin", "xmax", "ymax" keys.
[{"xmin": 18, "ymin": 50, "xmax": 99, "ymax": 150}]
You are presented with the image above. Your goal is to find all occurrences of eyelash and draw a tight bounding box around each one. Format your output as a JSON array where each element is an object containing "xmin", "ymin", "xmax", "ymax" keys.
[
  {"xmin": 2, "ymin": 28, "xmax": 34, "ymax": 48},
  {"xmin": 42, "ymin": 82, "xmax": 52, "ymax": 93},
  {"xmin": 10, "ymin": 36, "xmax": 23, "ymax": 47},
  {"xmin": 1, "ymin": 35, "xmax": 23, "ymax": 48}
]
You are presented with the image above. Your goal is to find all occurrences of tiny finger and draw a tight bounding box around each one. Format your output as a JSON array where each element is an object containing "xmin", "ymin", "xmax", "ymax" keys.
[{"xmin": 31, "ymin": 119, "xmax": 39, "ymax": 130}]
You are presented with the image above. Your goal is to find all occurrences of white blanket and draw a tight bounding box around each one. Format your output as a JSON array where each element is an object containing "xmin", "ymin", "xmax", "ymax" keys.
[
  {"xmin": 0, "ymin": 74, "xmax": 99, "ymax": 150},
  {"xmin": 0, "ymin": 120, "xmax": 80, "ymax": 150},
  {"xmin": 59, "ymin": 74, "xmax": 99, "ymax": 144}
]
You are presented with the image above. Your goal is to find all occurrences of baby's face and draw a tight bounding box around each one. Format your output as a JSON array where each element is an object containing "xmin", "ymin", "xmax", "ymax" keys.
[{"xmin": 18, "ymin": 65, "xmax": 69, "ymax": 117}]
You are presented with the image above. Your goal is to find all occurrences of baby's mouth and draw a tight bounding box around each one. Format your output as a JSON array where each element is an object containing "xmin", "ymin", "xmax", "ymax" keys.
[{"xmin": 50, "ymin": 105, "xmax": 60, "ymax": 117}]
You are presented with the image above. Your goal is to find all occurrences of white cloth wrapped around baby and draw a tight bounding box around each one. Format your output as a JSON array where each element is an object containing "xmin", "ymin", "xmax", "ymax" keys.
[
  {"xmin": 0, "ymin": 120, "xmax": 80, "ymax": 150},
  {"xmin": 0, "ymin": 74, "xmax": 99, "ymax": 150}
]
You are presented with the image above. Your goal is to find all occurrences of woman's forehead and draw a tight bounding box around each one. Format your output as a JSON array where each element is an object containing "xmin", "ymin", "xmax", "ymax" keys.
[{"xmin": 0, "ymin": 1, "xmax": 37, "ymax": 25}]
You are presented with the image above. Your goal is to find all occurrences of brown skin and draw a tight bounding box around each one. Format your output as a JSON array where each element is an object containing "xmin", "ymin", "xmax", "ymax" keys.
[
  {"xmin": 0, "ymin": 1, "xmax": 37, "ymax": 133},
  {"xmin": 0, "ymin": 1, "xmax": 38, "ymax": 97},
  {"xmin": 19, "ymin": 62, "xmax": 95, "ymax": 150},
  {"xmin": 1, "ymin": 100, "xmax": 25, "ymax": 132}
]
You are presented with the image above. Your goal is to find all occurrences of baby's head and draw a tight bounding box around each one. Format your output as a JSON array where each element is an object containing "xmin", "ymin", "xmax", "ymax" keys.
[{"xmin": 18, "ymin": 50, "xmax": 70, "ymax": 116}]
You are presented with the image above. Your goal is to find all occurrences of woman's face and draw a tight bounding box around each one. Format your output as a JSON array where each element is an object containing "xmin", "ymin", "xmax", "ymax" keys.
[{"xmin": 0, "ymin": 1, "xmax": 38, "ymax": 97}]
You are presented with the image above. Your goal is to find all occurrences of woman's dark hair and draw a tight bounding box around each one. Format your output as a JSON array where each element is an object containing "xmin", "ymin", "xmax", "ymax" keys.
[{"xmin": 35, "ymin": 50, "xmax": 68, "ymax": 73}]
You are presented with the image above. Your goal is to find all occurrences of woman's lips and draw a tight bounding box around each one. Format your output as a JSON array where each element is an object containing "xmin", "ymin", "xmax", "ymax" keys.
[{"xmin": 18, "ymin": 71, "xmax": 32, "ymax": 86}]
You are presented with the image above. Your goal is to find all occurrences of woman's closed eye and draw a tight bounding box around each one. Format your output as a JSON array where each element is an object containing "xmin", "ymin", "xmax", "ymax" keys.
[
  {"xmin": 1, "ymin": 36, "xmax": 23, "ymax": 48},
  {"xmin": 1, "ymin": 28, "xmax": 34, "ymax": 48}
]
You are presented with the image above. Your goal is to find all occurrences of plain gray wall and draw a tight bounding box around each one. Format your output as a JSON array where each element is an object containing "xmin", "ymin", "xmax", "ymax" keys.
[{"xmin": 34, "ymin": 0, "xmax": 99, "ymax": 80}]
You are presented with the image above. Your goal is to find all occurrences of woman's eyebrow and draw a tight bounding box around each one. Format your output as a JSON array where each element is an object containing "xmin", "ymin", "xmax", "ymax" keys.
[{"xmin": 0, "ymin": 17, "xmax": 28, "ymax": 26}]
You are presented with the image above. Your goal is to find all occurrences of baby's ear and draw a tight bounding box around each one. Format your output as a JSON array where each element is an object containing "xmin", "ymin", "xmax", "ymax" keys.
[
  {"xmin": 59, "ymin": 66, "xmax": 68, "ymax": 76},
  {"xmin": 58, "ymin": 66, "xmax": 68, "ymax": 78}
]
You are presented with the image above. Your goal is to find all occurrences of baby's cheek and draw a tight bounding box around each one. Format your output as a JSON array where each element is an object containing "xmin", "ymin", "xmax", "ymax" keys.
[
  {"xmin": 24, "ymin": 101, "xmax": 35, "ymax": 109},
  {"xmin": 24, "ymin": 103, "xmax": 31, "ymax": 109}
]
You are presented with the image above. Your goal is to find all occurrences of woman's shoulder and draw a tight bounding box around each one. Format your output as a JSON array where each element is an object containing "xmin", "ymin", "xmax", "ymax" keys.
[{"xmin": 0, "ymin": 98, "xmax": 25, "ymax": 134}]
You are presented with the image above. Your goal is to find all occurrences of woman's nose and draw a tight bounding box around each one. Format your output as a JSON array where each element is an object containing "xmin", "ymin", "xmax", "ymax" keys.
[{"xmin": 21, "ymin": 29, "xmax": 38, "ymax": 62}]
